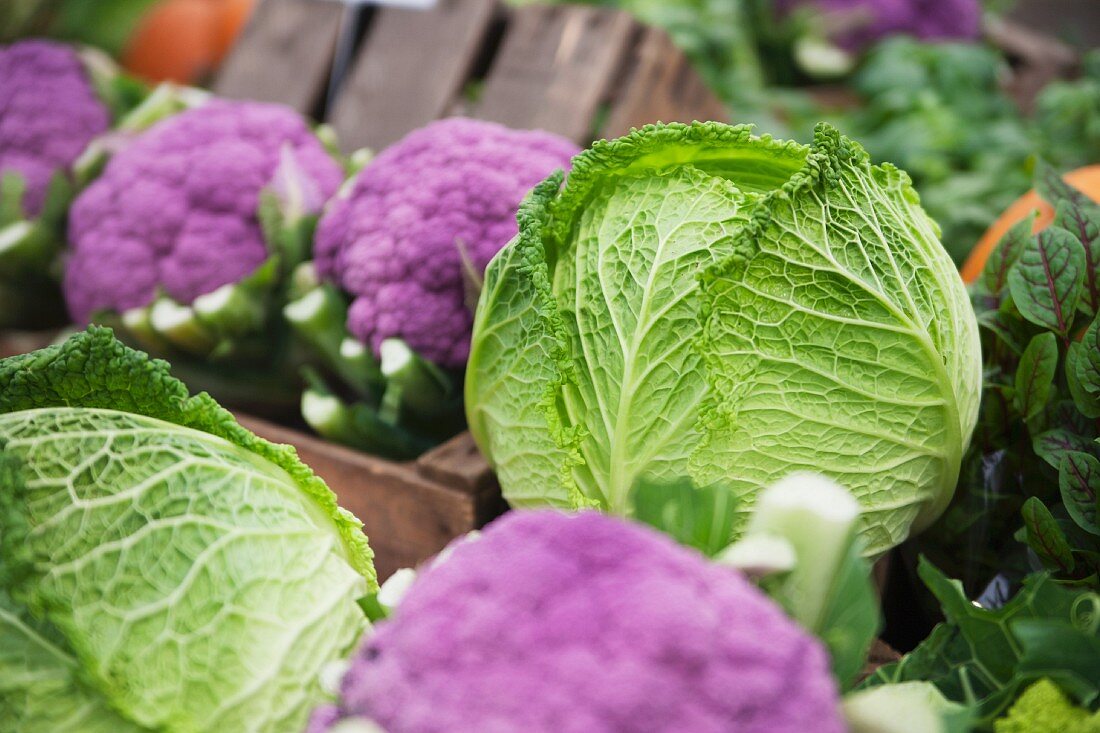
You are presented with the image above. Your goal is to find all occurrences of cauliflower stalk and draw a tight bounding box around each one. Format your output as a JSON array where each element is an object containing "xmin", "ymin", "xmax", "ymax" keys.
[
  {"xmin": 309, "ymin": 510, "xmax": 846, "ymax": 733},
  {"xmin": 285, "ymin": 117, "xmax": 578, "ymax": 458},
  {"xmin": 65, "ymin": 99, "xmax": 346, "ymax": 407}
]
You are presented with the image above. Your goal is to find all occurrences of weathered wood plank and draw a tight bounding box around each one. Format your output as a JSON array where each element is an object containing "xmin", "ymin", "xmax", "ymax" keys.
[
  {"xmin": 330, "ymin": 0, "xmax": 499, "ymax": 152},
  {"xmin": 214, "ymin": 0, "xmax": 344, "ymax": 115},
  {"xmin": 474, "ymin": 5, "xmax": 636, "ymax": 143},
  {"xmin": 238, "ymin": 415, "xmax": 480, "ymax": 581},
  {"xmin": 417, "ymin": 431, "xmax": 496, "ymax": 495},
  {"xmin": 602, "ymin": 26, "xmax": 727, "ymax": 138}
]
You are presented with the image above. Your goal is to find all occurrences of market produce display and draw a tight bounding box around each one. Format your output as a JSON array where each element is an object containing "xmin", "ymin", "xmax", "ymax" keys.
[
  {"xmin": 65, "ymin": 98, "xmax": 344, "ymax": 405},
  {"xmin": 467, "ymin": 120, "xmax": 981, "ymax": 556},
  {"xmin": 2, "ymin": 2, "xmax": 1100, "ymax": 731},
  {"xmin": 286, "ymin": 117, "xmax": 578, "ymax": 456},
  {"xmin": 0, "ymin": 39, "xmax": 115, "ymax": 329},
  {"xmin": 310, "ymin": 510, "xmax": 845, "ymax": 733},
  {"xmin": 0, "ymin": 328, "xmax": 375, "ymax": 732}
]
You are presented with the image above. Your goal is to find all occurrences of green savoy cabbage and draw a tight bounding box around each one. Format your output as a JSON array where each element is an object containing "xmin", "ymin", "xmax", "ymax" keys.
[
  {"xmin": 466, "ymin": 122, "xmax": 981, "ymax": 555},
  {"xmin": 0, "ymin": 328, "xmax": 375, "ymax": 732}
]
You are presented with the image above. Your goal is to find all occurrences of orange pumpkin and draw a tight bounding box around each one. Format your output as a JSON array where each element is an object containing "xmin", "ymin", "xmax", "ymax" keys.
[
  {"xmin": 961, "ymin": 165, "xmax": 1100, "ymax": 284},
  {"xmin": 121, "ymin": 0, "xmax": 257, "ymax": 84}
]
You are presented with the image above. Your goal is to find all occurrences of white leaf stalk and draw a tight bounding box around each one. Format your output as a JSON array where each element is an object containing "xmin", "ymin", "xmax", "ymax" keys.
[{"xmin": 724, "ymin": 471, "xmax": 861, "ymax": 633}]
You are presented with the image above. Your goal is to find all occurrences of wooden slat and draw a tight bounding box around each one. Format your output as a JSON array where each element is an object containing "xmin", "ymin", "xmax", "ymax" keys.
[
  {"xmin": 330, "ymin": 0, "xmax": 499, "ymax": 152},
  {"xmin": 214, "ymin": 0, "xmax": 344, "ymax": 114},
  {"xmin": 474, "ymin": 5, "xmax": 636, "ymax": 143},
  {"xmin": 602, "ymin": 27, "xmax": 727, "ymax": 139},
  {"xmin": 417, "ymin": 431, "xmax": 496, "ymax": 495},
  {"xmin": 238, "ymin": 415, "xmax": 479, "ymax": 581}
]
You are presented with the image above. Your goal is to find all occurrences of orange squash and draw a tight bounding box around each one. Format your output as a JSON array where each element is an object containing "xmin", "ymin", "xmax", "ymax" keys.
[
  {"xmin": 961, "ymin": 165, "xmax": 1100, "ymax": 284},
  {"xmin": 121, "ymin": 0, "xmax": 257, "ymax": 84}
]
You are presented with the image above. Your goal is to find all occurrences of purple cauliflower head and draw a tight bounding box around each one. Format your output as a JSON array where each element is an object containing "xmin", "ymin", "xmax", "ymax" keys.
[
  {"xmin": 64, "ymin": 99, "xmax": 343, "ymax": 323},
  {"xmin": 0, "ymin": 39, "xmax": 110, "ymax": 217},
  {"xmin": 310, "ymin": 511, "xmax": 844, "ymax": 733},
  {"xmin": 780, "ymin": 0, "xmax": 981, "ymax": 49},
  {"xmin": 314, "ymin": 117, "xmax": 580, "ymax": 369}
]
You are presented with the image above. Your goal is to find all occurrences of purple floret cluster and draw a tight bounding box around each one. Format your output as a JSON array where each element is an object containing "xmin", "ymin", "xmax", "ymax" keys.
[
  {"xmin": 0, "ymin": 39, "xmax": 110, "ymax": 217},
  {"xmin": 64, "ymin": 99, "xmax": 343, "ymax": 323},
  {"xmin": 782, "ymin": 0, "xmax": 981, "ymax": 49},
  {"xmin": 310, "ymin": 511, "xmax": 844, "ymax": 733},
  {"xmin": 314, "ymin": 117, "xmax": 579, "ymax": 369}
]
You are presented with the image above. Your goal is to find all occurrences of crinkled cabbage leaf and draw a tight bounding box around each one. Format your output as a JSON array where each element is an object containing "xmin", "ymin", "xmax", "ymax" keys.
[
  {"xmin": 466, "ymin": 122, "xmax": 981, "ymax": 555},
  {"xmin": 0, "ymin": 327, "xmax": 375, "ymax": 732}
]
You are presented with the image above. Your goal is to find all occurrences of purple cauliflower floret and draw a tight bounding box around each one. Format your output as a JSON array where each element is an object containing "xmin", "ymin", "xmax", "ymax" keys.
[
  {"xmin": 310, "ymin": 511, "xmax": 844, "ymax": 733},
  {"xmin": 780, "ymin": 0, "xmax": 981, "ymax": 49},
  {"xmin": 314, "ymin": 117, "xmax": 579, "ymax": 369},
  {"xmin": 0, "ymin": 39, "xmax": 110, "ymax": 217},
  {"xmin": 64, "ymin": 99, "xmax": 343, "ymax": 323}
]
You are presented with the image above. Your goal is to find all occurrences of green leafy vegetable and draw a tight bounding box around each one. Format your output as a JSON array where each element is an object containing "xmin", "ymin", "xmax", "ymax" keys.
[
  {"xmin": 467, "ymin": 121, "xmax": 981, "ymax": 556},
  {"xmin": 863, "ymin": 558, "xmax": 1099, "ymax": 728},
  {"xmin": 0, "ymin": 328, "xmax": 375, "ymax": 732},
  {"xmin": 921, "ymin": 168, "xmax": 1100, "ymax": 592}
]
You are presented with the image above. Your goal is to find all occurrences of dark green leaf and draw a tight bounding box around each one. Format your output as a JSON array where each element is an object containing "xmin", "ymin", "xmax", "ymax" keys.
[
  {"xmin": 1059, "ymin": 452, "xmax": 1100, "ymax": 536},
  {"xmin": 630, "ymin": 477, "xmax": 738, "ymax": 557},
  {"xmin": 1036, "ymin": 160, "xmax": 1098, "ymax": 213},
  {"xmin": 1033, "ymin": 428, "xmax": 1097, "ymax": 470},
  {"xmin": 815, "ymin": 540, "xmax": 880, "ymax": 691},
  {"xmin": 1014, "ymin": 614, "xmax": 1100, "ymax": 706},
  {"xmin": 1067, "ymin": 341, "xmax": 1100, "ymax": 418},
  {"xmin": 1053, "ymin": 199, "xmax": 1100, "ymax": 317},
  {"xmin": 1022, "ymin": 496, "xmax": 1075, "ymax": 573},
  {"xmin": 47, "ymin": 0, "xmax": 162, "ymax": 55},
  {"xmin": 981, "ymin": 215, "xmax": 1034, "ymax": 296},
  {"xmin": 1014, "ymin": 332, "xmax": 1059, "ymax": 420},
  {"xmin": 861, "ymin": 562, "xmax": 1087, "ymax": 725},
  {"xmin": 976, "ymin": 308, "xmax": 1030, "ymax": 357},
  {"xmin": 1008, "ymin": 227, "xmax": 1086, "ymax": 336},
  {"xmin": 1073, "ymin": 317, "xmax": 1100, "ymax": 405}
]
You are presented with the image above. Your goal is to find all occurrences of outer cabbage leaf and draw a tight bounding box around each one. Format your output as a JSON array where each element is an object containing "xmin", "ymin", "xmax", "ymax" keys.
[
  {"xmin": 467, "ymin": 122, "xmax": 981, "ymax": 555},
  {"xmin": 0, "ymin": 328, "xmax": 375, "ymax": 732},
  {"xmin": 696, "ymin": 125, "xmax": 981, "ymax": 552},
  {"xmin": 0, "ymin": 452, "xmax": 147, "ymax": 733}
]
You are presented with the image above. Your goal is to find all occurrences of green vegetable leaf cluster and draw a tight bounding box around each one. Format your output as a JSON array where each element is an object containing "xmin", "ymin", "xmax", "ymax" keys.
[
  {"xmin": 923, "ymin": 166, "xmax": 1100, "ymax": 593},
  {"xmin": 0, "ymin": 328, "xmax": 376, "ymax": 732},
  {"xmin": 863, "ymin": 558, "xmax": 1100, "ymax": 729},
  {"xmin": 467, "ymin": 121, "xmax": 981, "ymax": 556}
]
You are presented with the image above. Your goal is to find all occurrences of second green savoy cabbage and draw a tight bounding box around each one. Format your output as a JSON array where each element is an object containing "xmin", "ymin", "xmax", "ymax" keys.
[
  {"xmin": 310, "ymin": 510, "xmax": 844, "ymax": 733},
  {"xmin": 467, "ymin": 121, "xmax": 982, "ymax": 555},
  {"xmin": 0, "ymin": 328, "xmax": 376, "ymax": 732}
]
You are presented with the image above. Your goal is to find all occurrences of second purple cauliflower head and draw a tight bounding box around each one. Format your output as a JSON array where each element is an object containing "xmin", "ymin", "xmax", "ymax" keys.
[
  {"xmin": 65, "ymin": 99, "xmax": 344, "ymax": 323},
  {"xmin": 311, "ymin": 510, "xmax": 844, "ymax": 733},
  {"xmin": 314, "ymin": 117, "xmax": 580, "ymax": 369},
  {"xmin": 0, "ymin": 39, "xmax": 110, "ymax": 218}
]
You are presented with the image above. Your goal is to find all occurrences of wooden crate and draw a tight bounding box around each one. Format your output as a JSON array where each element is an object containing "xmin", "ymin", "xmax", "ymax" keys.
[
  {"xmin": 212, "ymin": 0, "xmax": 726, "ymax": 579},
  {"xmin": 237, "ymin": 417, "xmax": 505, "ymax": 580}
]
